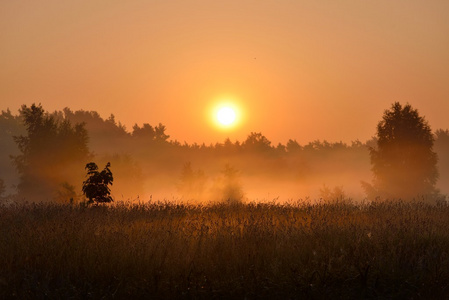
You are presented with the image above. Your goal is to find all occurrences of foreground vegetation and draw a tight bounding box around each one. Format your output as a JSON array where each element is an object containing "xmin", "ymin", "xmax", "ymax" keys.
[{"xmin": 1, "ymin": 200, "xmax": 449, "ymax": 299}]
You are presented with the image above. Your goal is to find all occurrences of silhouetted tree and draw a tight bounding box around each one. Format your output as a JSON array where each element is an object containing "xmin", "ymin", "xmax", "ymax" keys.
[
  {"xmin": 12, "ymin": 104, "xmax": 90, "ymax": 201},
  {"xmin": 364, "ymin": 102, "xmax": 438, "ymax": 200},
  {"xmin": 133, "ymin": 123, "xmax": 169, "ymax": 140},
  {"xmin": 82, "ymin": 162, "xmax": 113, "ymax": 204},
  {"xmin": 60, "ymin": 108, "xmax": 129, "ymax": 154},
  {"xmin": 0, "ymin": 109, "xmax": 24, "ymax": 191},
  {"xmin": 0, "ymin": 109, "xmax": 25, "ymax": 146},
  {"xmin": 276, "ymin": 143, "xmax": 286, "ymax": 153},
  {"xmin": 286, "ymin": 139, "xmax": 302, "ymax": 153},
  {"xmin": 435, "ymin": 130, "xmax": 449, "ymax": 167},
  {"xmin": 242, "ymin": 132, "xmax": 272, "ymax": 153},
  {"xmin": 154, "ymin": 123, "xmax": 170, "ymax": 142},
  {"xmin": 132, "ymin": 123, "xmax": 155, "ymax": 139}
]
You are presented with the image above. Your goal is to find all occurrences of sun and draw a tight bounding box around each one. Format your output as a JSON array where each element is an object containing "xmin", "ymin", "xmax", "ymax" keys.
[
  {"xmin": 216, "ymin": 107, "xmax": 236, "ymax": 126},
  {"xmin": 210, "ymin": 100, "xmax": 243, "ymax": 130}
]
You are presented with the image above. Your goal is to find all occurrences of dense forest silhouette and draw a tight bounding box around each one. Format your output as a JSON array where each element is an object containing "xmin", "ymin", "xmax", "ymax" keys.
[{"xmin": 1, "ymin": 103, "xmax": 449, "ymax": 203}]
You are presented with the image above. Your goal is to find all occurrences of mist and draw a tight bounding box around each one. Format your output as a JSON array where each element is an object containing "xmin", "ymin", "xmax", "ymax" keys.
[{"xmin": 1, "ymin": 105, "xmax": 448, "ymax": 204}]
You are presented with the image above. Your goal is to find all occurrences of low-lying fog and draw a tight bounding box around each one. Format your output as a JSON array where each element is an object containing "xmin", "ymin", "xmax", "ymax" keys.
[{"xmin": 1, "ymin": 107, "xmax": 448, "ymax": 204}]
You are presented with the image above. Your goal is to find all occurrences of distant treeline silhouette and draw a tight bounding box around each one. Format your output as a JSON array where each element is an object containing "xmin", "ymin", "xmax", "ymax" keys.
[{"xmin": 1, "ymin": 103, "xmax": 449, "ymax": 203}]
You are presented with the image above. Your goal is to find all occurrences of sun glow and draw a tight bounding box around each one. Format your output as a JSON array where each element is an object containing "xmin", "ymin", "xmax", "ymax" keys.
[
  {"xmin": 212, "ymin": 101, "xmax": 242, "ymax": 129},
  {"xmin": 217, "ymin": 107, "xmax": 236, "ymax": 126},
  {"xmin": 209, "ymin": 98, "xmax": 244, "ymax": 131}
]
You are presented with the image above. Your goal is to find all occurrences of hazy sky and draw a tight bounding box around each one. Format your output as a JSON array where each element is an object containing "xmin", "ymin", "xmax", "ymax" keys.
[{"xmin": 1, "ymin": 1, "xmax": 449, "ymax": 145}]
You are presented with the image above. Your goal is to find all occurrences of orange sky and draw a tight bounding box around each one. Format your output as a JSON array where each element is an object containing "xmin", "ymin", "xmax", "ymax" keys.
[{"xmin": 1, "ymin": 1, "xmax": 449, "ymax": 145}]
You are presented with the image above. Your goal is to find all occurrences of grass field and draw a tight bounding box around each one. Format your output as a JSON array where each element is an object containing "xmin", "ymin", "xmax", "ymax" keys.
[{"xmin": 1, "ymin": 200, "xmax": 449, "ymax": 299}]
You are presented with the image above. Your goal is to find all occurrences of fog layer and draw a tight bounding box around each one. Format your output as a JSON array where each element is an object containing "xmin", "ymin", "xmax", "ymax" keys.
[{"xmin": 1, "ymin": 106, "xmax": 448, "ymax": 203}]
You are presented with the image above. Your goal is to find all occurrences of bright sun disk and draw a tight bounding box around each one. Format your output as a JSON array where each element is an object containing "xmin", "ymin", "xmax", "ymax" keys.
[{"xmin": 217, "ymin": 107, "xmax": 236, "ymax": 126}]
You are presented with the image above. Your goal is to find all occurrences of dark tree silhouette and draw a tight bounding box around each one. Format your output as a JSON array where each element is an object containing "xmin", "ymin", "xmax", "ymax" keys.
[
  {"xmin": 0, "ymin": 109, "xmax": 24, "ymax": 194},
  {"xmin": 132, "ymin": 123, "xmax": 170, "ymax": 142},
  {"xmin": 286, "ymin": 139, "xmax": 302, "ymax": 153},
  {"xmin": 242, "ymin": 132, "xmax": 272, "ymax": 153},
  {"xmin": 132, "ymin": 123, "xmax": 156, "ymax": 140},
  {"xmin": 59, "ymin": 108, "xmax": 129, "ymax": 154},
  {"xmin": 82, "ymin": 162, "xmax": 113, "ymax": 204},
  {"xmin": 364, "ymin": 102, "xmax": 438, "ymax": 200},
  {"xmin": 12, "ymin": 104, "xmax": 90, "ymax": 201}
]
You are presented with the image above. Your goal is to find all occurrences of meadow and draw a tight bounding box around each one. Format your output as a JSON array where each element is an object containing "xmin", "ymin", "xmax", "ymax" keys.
[{"xmin": 1, "ymin": 200, "xmax": 449, "ymax": 299}]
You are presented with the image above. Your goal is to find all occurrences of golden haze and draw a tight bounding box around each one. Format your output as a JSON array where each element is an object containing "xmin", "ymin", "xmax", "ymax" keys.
[{"xmin": 0, "ymin": 1, "xmax": 448, "ymax": 144}]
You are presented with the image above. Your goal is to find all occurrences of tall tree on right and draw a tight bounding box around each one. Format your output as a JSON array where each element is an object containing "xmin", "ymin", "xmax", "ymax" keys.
[{"xmin": 364, "ymin": 102, "xmax": 439, "ymax": 200}]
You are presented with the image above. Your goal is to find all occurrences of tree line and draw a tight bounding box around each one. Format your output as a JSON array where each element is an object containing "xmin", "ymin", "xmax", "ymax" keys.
[{"xmin": 0, "ymin": 102, "xmax": 448, "ymax": 203}]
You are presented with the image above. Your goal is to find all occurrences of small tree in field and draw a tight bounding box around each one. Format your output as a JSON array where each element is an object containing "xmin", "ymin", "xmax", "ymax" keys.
[
  {"xmin": 82, "ymin": 162, "xmax": 113, "ymax": 205},
  {"xmin": 363, "ymin": 102, "xmax": 438, "ymax": 200}
]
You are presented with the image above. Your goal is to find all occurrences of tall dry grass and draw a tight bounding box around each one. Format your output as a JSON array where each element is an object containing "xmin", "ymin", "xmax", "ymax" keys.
[{"xmin": 1, "ymin": 200, "xmax": 449, "ymax": 299}]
